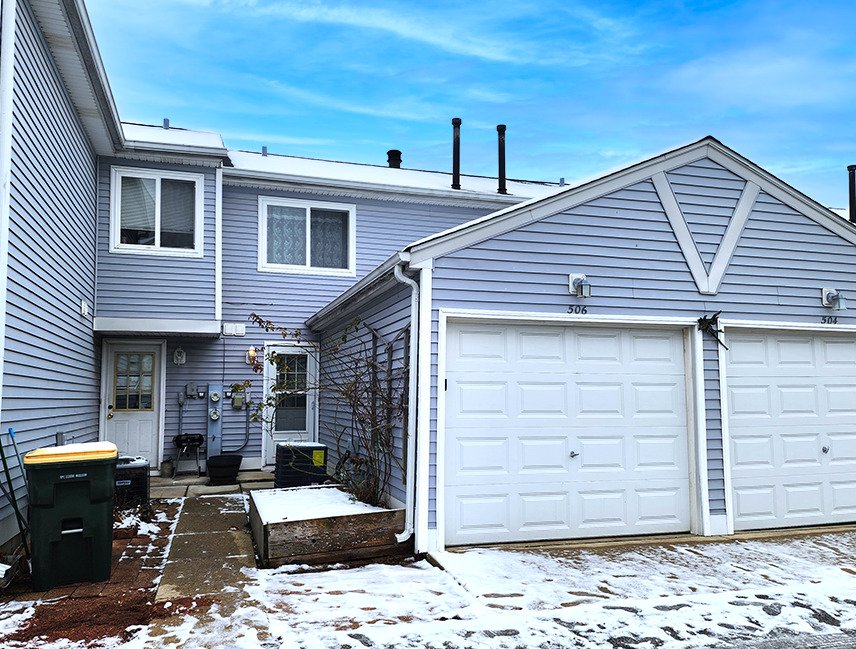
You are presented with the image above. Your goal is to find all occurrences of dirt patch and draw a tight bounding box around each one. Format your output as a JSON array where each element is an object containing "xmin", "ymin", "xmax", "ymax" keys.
[{"xmin": 5, "ymin": 590, "xmax": 211, "ymax": 645}]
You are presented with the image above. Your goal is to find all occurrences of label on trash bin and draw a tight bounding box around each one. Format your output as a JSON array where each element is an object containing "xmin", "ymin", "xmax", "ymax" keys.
[
  {"xmin": 60, "ymin": 472, "xmax": 88, "ymax": 480},
  {"xmin": 312, "ymin": 450, "xmax": 324, "ymax": 466},
  {"xmin": 116, "ymin": 479, "xmax": 131, "ymax": 486}
]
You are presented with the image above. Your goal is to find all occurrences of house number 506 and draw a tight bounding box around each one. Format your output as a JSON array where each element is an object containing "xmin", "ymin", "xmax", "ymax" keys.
[{"xmin": 568, "ymin": 305, "xmax": 588, "ymax": 314}]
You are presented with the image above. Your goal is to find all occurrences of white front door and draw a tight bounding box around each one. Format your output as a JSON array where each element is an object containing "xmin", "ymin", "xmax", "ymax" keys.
[
  {"xmin": 104, "ymin": 342, "xmax": 162, "ymax": 466},
  {"xmin": 726, "ymin": 332, "xmax": 856, "ymax": 530},
  {"xmin": 445, "ymin": 322, "xmax": 691, "ymax": 546},
  {"xmin": 264, "ymin": 347, "xmax": 318, "ymax": 465}
]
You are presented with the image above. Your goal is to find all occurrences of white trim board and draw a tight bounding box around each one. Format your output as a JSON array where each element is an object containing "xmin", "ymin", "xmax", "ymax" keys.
[
  {"xmin": 651, "ymin": 173, "xmax": 759, "ymax": 295},
  {"xmin": 414, "ymin": 267, "xmax": 433, "ymax": 553}
]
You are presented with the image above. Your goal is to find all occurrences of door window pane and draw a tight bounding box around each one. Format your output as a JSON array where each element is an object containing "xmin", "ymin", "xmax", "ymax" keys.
[
  {"xmin": 120, "ymin": 177, "xmax": 155, "ymax": 245},
  {"xmin": 274, "ymin": 354, "xmax": 308, "ymax": 431},
  {"xmin": 160, "ymin": 179, "xmax": 196, "ymax": 249},
  {"xmin": 114, "ymin": 352, "xmax": 155, "ymax": 411}
]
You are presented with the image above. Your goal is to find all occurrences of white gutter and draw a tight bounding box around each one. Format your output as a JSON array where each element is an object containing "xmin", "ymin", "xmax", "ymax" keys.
[
  {"xmin": 0, "ymin": 0, "xmax": 18, "ymax": 432},
  {"xmin": 393, "ymin": 262, "xmax": 419, "ymax": 543}
]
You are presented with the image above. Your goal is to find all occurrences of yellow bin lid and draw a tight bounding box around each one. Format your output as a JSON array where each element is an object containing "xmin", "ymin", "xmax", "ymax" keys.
[{"xmin": 24, "ymin": 441, "xmax": 118, "ymax": 465}]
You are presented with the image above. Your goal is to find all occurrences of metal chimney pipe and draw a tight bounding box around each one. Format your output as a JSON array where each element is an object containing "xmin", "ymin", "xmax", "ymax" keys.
[
  {"xmin": 497, "ymin": 124, "xmax": 507, "ymax": 195},
  {"xmin": 849, "ymin": 165, "xmax": 856, "ymax": 223},
  {"xmin": 451, "ymin": 118, "xmax": 462, "ymax": 190},
  {"xmin": 387, "ymin": 149, "xmax": 402, "ymax": 169}
]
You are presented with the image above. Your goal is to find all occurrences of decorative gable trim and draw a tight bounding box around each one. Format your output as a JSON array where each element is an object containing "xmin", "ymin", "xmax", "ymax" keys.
[{"xmin": 653, "ymin": 172, "xmax": 760, "ymax": 295}]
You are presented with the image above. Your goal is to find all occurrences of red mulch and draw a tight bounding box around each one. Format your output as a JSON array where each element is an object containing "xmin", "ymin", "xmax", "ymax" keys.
[{"xmin": 5, "ymin": 591, "xmax": 211, "ymax": 644}]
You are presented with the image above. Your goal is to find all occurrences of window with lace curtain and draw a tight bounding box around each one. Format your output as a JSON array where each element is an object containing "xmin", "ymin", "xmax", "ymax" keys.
[
  {"xmin": 258, "ymin": 196, "xmax": 356, "ymax": 276},
  {"xmin": 110, "ymin": 166, "xmax": 205, "ymax": 257}
]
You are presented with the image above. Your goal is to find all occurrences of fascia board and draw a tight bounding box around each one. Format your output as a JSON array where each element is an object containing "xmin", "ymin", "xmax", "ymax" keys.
[
  {"xmin": 221, "ymin": 169, "xmax": 528, "ymax": 208},
  {"xmin": 122, "ymin": 141, "xmax": 230, "ymax": 160},
  {"xmin": 406, "ymin": 141, "xmax": 713, "ymax": 266},
  {"xmin": 305, "ymin": 252, "xmax": 410, "ymax": 331}
]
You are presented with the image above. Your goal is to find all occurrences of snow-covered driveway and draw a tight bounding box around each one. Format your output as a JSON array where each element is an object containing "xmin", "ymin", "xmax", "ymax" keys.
[{"xmin": 221, "ymin": 530, "xmax": 856, "ymax": 648}]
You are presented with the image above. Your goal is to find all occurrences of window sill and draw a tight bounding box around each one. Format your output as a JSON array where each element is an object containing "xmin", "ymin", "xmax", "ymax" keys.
[
  {"xmin": 109, "ymin": 244, "xmax": 204, "ymax": 259},
  {"xmin": 258, "ymin": 264, "xmax": 356, "ymax": 278}
]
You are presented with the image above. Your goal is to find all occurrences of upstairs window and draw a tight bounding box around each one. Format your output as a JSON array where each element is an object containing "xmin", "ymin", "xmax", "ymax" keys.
[
  {"xmin": 258, "ymin": 196, "xmax": 356, "ymax": 276},
  {"xmin": 110, "ymin": 167, "xmax": 204, "ymax": 257}
]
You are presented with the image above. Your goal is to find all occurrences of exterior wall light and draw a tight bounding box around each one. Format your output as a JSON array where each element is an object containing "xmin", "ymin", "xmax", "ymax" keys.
[
  {"xmin": 822, "ymin": 288, "xmax": 847, "ymax": 311},
  {"xmin": 173, "ymin": 346, "xmax": 186, "ymax": 365},
  {"xmin": 569, "ymin": 273, "xmax": 592, "ymax": 298},
  {"xmin": 246, "ymin": 347, "xmax": 257, "ymax": 364}
]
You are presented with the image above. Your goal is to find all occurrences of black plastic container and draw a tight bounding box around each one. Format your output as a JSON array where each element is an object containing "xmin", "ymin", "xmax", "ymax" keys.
[
  {"xmin": 274, "ymin": 443, "xmax": 328, "ymax": 488},
  {"xmin": 207, "ymin": 454, "xmax": 242, "ymax": 485},
  {"xmin": 24, "ymin": 442, "xmax": 118, "ymax": 591}
]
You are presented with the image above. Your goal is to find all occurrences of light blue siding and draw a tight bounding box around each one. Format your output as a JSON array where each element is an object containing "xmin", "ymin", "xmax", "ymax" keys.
[
  {"xmin": 427, "ymin": 160, "xmax": 856, "ymax": 526},
  {"xmin": 95, "ymin": 158, "xmax": 217, "ymax": 320},
  {"xmin": 314, "ymin": 281, "xmax": 413, "ymax": 507},
  {"xmin": 1, "ymin": 0, "xmax": 99, "ymax": 545}
]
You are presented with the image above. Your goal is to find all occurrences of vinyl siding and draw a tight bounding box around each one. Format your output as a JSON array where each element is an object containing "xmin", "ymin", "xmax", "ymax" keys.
[
  {"xmin": 1, "ymin": 0, "xmax": 99, "ymax": 544},
  {"xmin": 221, "ymin": 184, "xmax": 488, "ymax": 332},
  {"xmin": 314, "ymin": 281, "xmax": 413, "ymax": 507},
  {"xmin": 149, "ymin": 186, "xmax": 488, "ymax": 468},
  {"xmin": 426, "ymin": 160, "xmax": 856, "ymax": 527},
  {"xmin": 95, "ymin": 158, "xmax": 217, "ymax": 319}
]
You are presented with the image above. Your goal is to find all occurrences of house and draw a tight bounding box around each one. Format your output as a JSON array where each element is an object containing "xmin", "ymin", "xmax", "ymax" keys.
[
  {"xmin": 1, "ymin": 0, "xmax": 855, "ymax": 555},
  {"xmin": 308, "ymin": 138, "xmax": 856, "ymax": 552}
]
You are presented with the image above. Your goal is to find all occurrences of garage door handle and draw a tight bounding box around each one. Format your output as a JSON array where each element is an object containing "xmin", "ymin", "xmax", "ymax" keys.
[
  {"xmin": 569, "ymin": 451, "xmax": 579, "ymax": 459},
  {"xmin": 822, "ymin": 446, "xmax": 830, "ymax": 454}
]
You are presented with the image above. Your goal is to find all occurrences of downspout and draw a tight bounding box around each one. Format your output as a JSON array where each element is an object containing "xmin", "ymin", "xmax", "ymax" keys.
[
  {"xmin": 0, "ymin": 0, "xmax": 18, "ymax": 438},
  {"xmin": 393, "ymin": 260, "xmax": 418, "ymax": 543}
]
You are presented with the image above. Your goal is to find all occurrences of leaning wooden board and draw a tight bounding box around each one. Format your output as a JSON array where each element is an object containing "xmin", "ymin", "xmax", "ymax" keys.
[{"xmin": 249, "ymin": 485, "xmax": 411, "ymax": 567}]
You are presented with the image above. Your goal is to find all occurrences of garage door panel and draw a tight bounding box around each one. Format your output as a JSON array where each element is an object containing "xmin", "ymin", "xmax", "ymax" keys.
[
  {"xmin": 727, "ymin": 332, "xmax": 856, "ymax": 531},
  {"xmin": 446, "ymin": 323, "xmax": 691, "ymax": 545}
]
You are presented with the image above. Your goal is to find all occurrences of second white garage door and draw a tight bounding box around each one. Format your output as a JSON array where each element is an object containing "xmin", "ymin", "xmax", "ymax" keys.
[
  {"xmin": 726, "ymin": 332, "xmax": 856, "ymax": 531},
  {"xmin": 444, "ymin": 322, "xmax": 691, "ymax": 546}
]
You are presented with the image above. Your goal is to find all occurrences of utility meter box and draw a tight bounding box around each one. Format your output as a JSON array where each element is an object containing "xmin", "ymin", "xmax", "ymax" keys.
[{"xmin": 24, "ymin": 441, "xmax": 118, "ymax": 591}]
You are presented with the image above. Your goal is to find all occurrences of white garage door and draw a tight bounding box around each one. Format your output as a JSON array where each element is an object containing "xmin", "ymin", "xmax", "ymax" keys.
[
  {"xmin": 444, "ymin": 322, "xmax": 691, "ymax": 546},
  {"xmin": 726, "ymin": 333, "xmax": 856, "ymax": 531}
]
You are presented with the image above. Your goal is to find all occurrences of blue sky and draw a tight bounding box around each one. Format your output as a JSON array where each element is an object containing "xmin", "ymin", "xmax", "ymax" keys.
[{"xmin": 87, "ymin": 0, "xmax": 855, "ymax": 208}]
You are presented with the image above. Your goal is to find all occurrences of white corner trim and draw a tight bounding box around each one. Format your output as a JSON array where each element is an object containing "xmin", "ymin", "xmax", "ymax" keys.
[
  {"xmin": 0, "ymin": 0, "xmax": 15, "ymax": 434},
  {"xmin": 717, "ymin": 322, "xmax": 736, "ymax": 536},
  {"xmin": 652, "ymin": 172, "xmax": 710, "ymax": 294},
  {"xmin": 707, "ymin": 181, "xmax": 759, "ymax": 293},
  {"xmin": 691, "ymin": 326, "xmax": 711, "ymax": 536},
  {"xmin": 414, "ymin": 266, "xmax": 433, "ymax": 553},
  {"xmin": 215, "ymin": 167, "xmax": 223, "ymax": 321},
  {"xmin": 434, "ymin": 310, "xmax": 448, "ymax": 551}
]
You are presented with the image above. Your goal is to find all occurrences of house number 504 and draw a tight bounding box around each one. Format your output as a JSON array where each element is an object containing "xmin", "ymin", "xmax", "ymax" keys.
[
  {"xmin": 568, "ymin": 305, "xmax": 588, "ymax": 314},
  {"xmin": 821, "ymin": 316, "xmax": 838, "ymax": 324}
]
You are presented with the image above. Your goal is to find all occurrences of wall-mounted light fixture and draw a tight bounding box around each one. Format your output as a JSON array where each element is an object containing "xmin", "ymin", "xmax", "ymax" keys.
[
  {"xmin": 569, "ymin": 273, "xmax": 592, "ymax": 298},
  {"xmin": 173, "ymin": 346, "xmax": 186, "ymax": 365},
  {"xmin": 822, "ymin": 288, "xmax": 847, "ymax": 311},
  {"xmin": 245, "ymin": 347, "xmax": 257, "ymax": 364}
]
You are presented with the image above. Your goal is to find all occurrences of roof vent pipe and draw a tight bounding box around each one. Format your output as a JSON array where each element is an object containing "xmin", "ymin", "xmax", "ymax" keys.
[
  {"xmin": 849, "ymin": 165, "xmax": 856, "ymax": 224},
  {"xmin": 261, "ymin": 146, "xmax": 268, "ymax": 157},
  {"xmin": 497, "ymin": 124, "xmax": 507, "ymax": 195},
  {"xmin": 387, "ymin": 149, "xmax": 402, "ymax": 169},
  {"xmin": 451, "ymin": 118, "xmax": 461, "ymax": 190},
  {"xmin": 163, "ymin": 118, "xmax": 170, "ymax": 129}
]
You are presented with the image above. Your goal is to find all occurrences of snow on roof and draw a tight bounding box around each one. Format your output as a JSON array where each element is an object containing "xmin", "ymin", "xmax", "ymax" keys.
[
  {"xmin": 122, "ymin": 122, "xmax": 227, "ymax": 151},
  {"xmin": 227, "ymin": 149, "xmax": 559, "ymax": 199},
  {"xmin": 831, "ymin": 208, "xmax": 850, "ymax": 220}
]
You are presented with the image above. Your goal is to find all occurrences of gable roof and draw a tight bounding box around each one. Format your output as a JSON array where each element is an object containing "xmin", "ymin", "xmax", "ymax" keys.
[{"xmin": 403, "ymin": 136, "xmax": 856, "ymax": 267}]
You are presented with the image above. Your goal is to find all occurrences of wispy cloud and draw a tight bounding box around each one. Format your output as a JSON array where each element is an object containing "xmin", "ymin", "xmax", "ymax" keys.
[{"xmin": 220, "ymin": 131, "xmax": 336, "ymax": 146}]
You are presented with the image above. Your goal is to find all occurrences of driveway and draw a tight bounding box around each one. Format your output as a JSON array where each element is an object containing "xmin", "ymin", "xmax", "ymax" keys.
[{"xmin": 3, "ymin": 496, "xmax": 856, "ymax": 648}]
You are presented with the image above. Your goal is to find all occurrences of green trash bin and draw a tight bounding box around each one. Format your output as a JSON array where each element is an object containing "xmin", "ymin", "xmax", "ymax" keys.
[{"xmin": 24, "ymin": 441, "xmax": 118, "ymax": 591}]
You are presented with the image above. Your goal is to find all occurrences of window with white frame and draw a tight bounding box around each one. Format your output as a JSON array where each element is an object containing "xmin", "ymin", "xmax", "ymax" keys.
[
  {"xmin": 258, "ymin": 196, "xmax": 356, "ymax": 275},
  {"xmin": 110, "ymin": 167, "xmax": 205, "ymax": 256}
]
